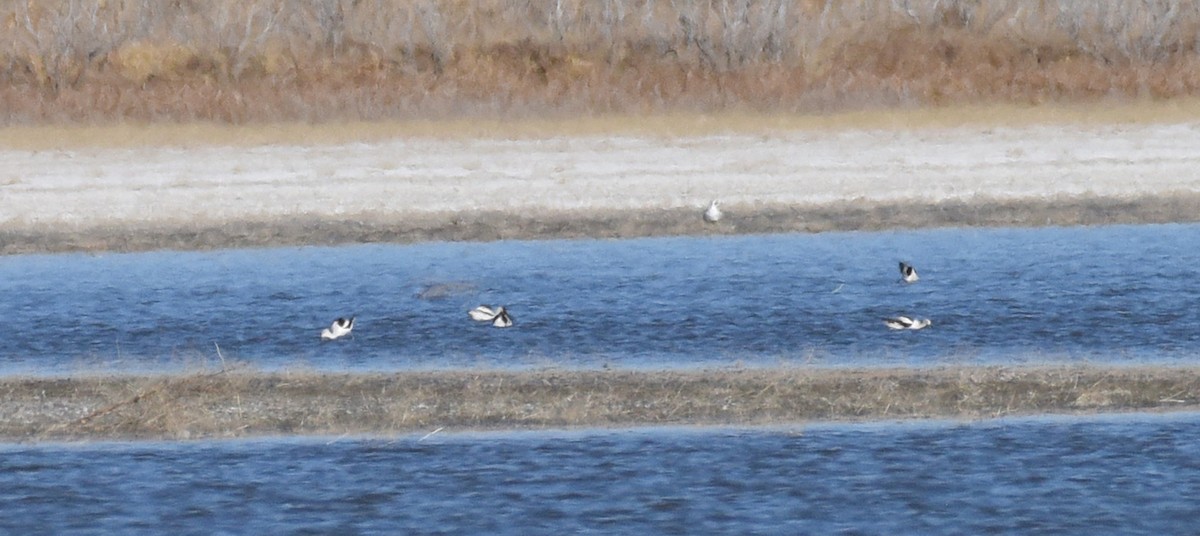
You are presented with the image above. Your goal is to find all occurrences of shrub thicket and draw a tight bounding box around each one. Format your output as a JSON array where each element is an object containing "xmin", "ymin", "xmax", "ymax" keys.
[{"xmin": 3, "ymin": 0, "xmax": 1200, "ymax": 124}]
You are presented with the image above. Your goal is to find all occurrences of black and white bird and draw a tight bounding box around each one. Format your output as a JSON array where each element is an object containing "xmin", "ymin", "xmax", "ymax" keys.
[
  {"xmin": 321, "ymin": 316, "xmax": 355, "ymax": 340},
  {"xmin": 703, "ymin": 200, "xmax": 722, "ymax": 223},
  {"xmin": 883, "ymin": 315, "xmax": 931, "ymax": 330},
  {"xmin": 898, "ymin": 261, "xmax": 919, "ymax": 283},
  {"xmin": 469, "ymin": 305, "xmax": 513, "ymax": 328}
]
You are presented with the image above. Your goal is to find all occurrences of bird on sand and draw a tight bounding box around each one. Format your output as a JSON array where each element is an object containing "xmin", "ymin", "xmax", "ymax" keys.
[{"xmin": 703, "ymin": 200, "xmax": 722, "ymax": 223}]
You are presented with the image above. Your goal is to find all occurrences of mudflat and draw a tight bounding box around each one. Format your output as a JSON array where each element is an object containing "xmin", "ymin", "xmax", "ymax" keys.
[{"xmin": 4, "ymin": 194, "xmax": 1200, "ymax": 255}]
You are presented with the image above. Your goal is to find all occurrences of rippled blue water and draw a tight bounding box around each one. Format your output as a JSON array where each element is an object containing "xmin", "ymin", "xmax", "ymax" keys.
[
  {"xmin": 3, "ymin": 413, "xmax": 1199, "ymax": 534},
  {"xmin": 5, "ymin": 225, "xmax": 1199, "ymax": 532},
  {"xmin": 4, "ymin": 224, "xmax": 1200, "ymax": 373}
]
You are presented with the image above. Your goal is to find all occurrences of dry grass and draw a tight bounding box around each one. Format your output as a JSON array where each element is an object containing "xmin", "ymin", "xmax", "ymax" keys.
[
  {"xmin": 2, "ymin": 193, "xmax": 1199, "ymax": 255},
  {"xmin": 5, "ymin": 365, "xmax": 1200, "ymax": 442},
  {"xmin": 5, "ymin": 1, "xmax": 1200, "ymax": 125}
]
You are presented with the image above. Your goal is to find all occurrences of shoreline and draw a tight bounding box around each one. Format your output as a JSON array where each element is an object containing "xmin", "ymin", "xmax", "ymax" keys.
[
  {"xmin": 5, "ymin": 365, "xmax": 1199, "ymax": 442},
  {"xmin": 5, "ymin": 115, "xmax": 1200, "ymax": 255},
  {"xmin": 5, "ymin": 193, "xmax": 1200, "ymax": 255}
]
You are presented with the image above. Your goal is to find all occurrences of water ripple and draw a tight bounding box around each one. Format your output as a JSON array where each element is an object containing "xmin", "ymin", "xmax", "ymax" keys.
[
  {"xmin": 4, "ymin": 415, "xmax": 1200, "ymax": 533},
  {"xmin": 2, "ymin": 224, "xmax": 1199, "ymax": 373}
]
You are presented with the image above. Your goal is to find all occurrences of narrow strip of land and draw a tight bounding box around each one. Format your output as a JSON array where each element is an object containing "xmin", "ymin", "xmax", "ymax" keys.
[{"xmin": 6, "ymin": 366, "xmax": 1198, "ymax": 442}]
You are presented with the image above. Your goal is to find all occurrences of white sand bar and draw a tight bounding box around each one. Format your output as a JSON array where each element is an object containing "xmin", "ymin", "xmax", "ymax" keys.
[{"xmin": 2, "ymin": 122, "xmax": 1199, "ymax": 229}]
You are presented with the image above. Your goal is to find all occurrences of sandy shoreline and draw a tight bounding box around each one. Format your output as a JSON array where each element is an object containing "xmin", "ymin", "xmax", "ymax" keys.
[
  {"xmin": 4, "ymin": 365, "xmax": 1198, "ymax": 442},
  {"xmin": 4, "ymin": 117, "xmax": 1200, "ymax": 253},
  {"xmin": 4, "ymin": 193, "xmax": 1200, "ymax": 254}
]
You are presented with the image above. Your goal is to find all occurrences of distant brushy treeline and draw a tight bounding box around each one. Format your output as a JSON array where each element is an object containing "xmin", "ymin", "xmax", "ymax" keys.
[{"xmin": 4, "ymin": 0, "xmax": 1200, "ymax": 124}]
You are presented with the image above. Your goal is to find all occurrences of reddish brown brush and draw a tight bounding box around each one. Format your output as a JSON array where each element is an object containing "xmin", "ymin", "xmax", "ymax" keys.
[{"xmin": 4, "ymin": 1, "xmax": 1200, "ymax": 125}]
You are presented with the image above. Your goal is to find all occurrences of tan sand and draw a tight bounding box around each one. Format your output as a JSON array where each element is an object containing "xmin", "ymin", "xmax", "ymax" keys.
[{"xmin": 3, "ymin": 113, "xmax": 1199, "ymax": 253}]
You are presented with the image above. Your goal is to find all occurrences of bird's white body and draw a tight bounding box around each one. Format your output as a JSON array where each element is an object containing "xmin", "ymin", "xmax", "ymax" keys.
[
  {"xmin": 884, "ymin": 316, "xmax": 931, "ymax": 330},
  {"xmin": 469, "ymin": 305, "xmax": 513, "ymax": 328},
  {"xmin": 491, "ymin": 308, "xmax": 513, "ymax": 328},
  {"xmin": 703, "ymin": 200, "xmax": 722, "ymax": 223},
  {"xmin": 321, "ymin": 317, "xmax": 355, "ymax": 340},
  {"xmin": 899, "ymin": 261, "xmax": 919, "ymax": 283},
  {"xmin": 469, "ymin": 306, "xmax": 499, "ymax": 322}
]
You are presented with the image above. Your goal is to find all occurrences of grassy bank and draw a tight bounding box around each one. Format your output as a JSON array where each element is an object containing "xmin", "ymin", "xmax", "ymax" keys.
[
  {"xmin": 4, "ymin": 193, "xmax": 1200, "ymax": 255},
  {"xmin": 6, "ymin": 100, "xmax": 1200, "ymax": 150},
  {"xmin": 5, "ymin": 365, "xmax": 1200, "ymax": 442},
  {"xmin": 5, "ymin": 1, "xmax": 1200, "ymax": 124}
]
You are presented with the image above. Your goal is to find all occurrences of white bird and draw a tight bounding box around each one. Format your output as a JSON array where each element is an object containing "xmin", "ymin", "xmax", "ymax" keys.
[
  {"xmin": 469, "ymin": 305, "xmax": 513, "ymax": 328},
  {"xmin": 899, "ymin": 261, "xmax": 919, "ymax": 283},
  {"xmin": 468, "ymin": 305, "xmax": 498, "ymax": 322},
  {"xmin": 703, "ymin": 200, "xmax": 722, "ymax": 223},
  {"xmin": 321, "ymin": 316, "xmax": 355, "ymax": 340},
  {"xmin": 883, "ymin": 316, "xmax": 931, "ymax": 330}
]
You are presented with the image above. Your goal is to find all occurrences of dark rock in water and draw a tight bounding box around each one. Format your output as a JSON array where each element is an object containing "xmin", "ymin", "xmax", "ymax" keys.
[{"xmin": 415, "ymin": 281, "xmax": 477, "ymax": 301}]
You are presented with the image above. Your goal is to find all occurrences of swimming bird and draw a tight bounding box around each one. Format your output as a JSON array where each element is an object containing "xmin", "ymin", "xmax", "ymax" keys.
[
  {"xmin": 469, "ymin": 305, "xmax": 514, "ymax": 328},
  {"xmin": 321, "ymin": 316, "xmax": 355, "ymax": 340},
  {"xmin": 703, "ymin": 200, "xmax": 722, "ymax": 223},
  {"xmin": 899, "ymin": 261, "xmax": 919, "ymax": 283},
  {"xmin": 883, "ymin": 316, "xmax": 931, "ymax": 330}
]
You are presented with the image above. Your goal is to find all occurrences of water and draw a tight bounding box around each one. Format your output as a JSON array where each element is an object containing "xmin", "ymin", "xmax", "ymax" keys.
[
  {"xmin": 2, "ymin": 413, "xmax": 1199, "ymax": 534},
  {"xmin": 4, "ymin": 223, "xmax": 1200, "ymax": 373},
  {"xmin": 5, "ymin": 224, "xmax": 1200, "ymax": 532}
]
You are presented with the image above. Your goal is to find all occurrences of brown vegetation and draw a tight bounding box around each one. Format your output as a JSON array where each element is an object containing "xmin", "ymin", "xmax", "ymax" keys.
[
  {"xmin": 6, "ymin": 100, "xmax": 1200, "ymax": 151},
  {"xmin": 7, "ymin": 365, "xmax": 1200, "ymax": 442},
  {"xmin": 4, "ymin": 0, "xmax": 1200, "ymax": 125}
]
